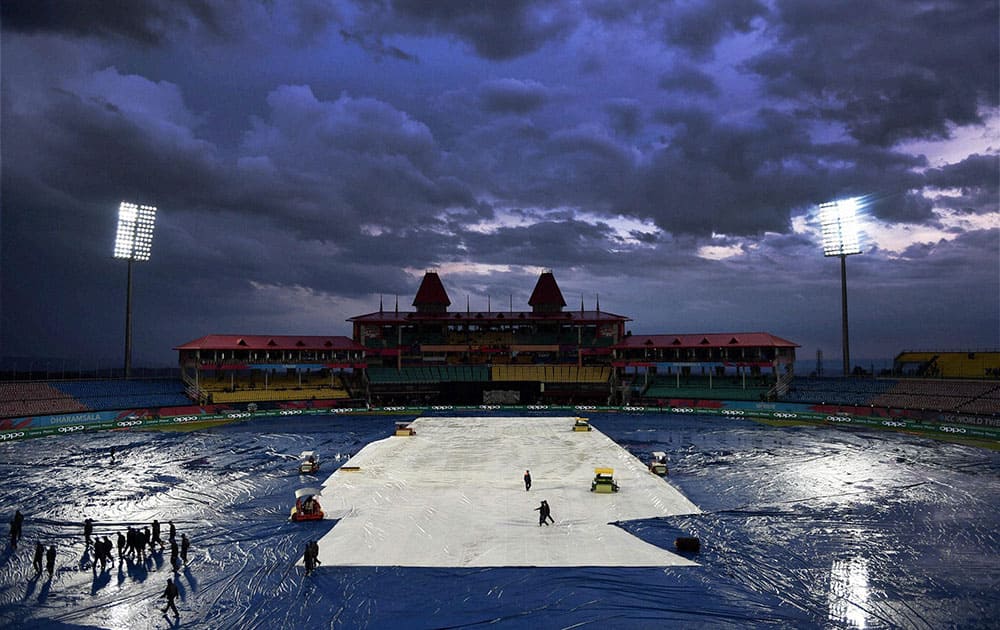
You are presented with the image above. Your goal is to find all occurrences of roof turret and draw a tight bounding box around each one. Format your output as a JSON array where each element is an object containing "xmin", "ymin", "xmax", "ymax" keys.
[
  {"xmin": 412, "ymin": 271, "xmax": 450, "ymax": 313},
  {"xmin": 528, "ymin": 271, "xmax": 566, "ymax": 313}
]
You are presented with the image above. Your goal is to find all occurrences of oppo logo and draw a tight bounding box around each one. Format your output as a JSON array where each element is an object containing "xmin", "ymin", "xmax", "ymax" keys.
[
  {"xmin": 116, "ymin": 420, "xmax": 143, "ymax": 428},
  {"xmin": 57, "ymin": 425, "xmax": 86, "ymax": 433},
  {"xmin": 827, "ymin": 416, "xmax": 852, "ymax": 423},
  {"xmin": 0, "ymin": 432, "xmax": 26, "ymax": 440},
  {"xmin": 940, "ymin": 426, "xmax": 966, "ymax": 434},
  {"xmin": 882, "ymin": 420, "xmax": 906, "ymax": 428},
  {"xmin": 774, "ymin": 412, "xmax": 798, "ymax": 419},
  {"xmin": 721, "ymin": 410, "xmax": 745, "ymax": 416}
]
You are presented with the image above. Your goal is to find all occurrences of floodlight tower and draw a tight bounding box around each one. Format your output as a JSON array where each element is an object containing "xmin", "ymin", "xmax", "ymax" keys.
[
  {"xmin": 114, "ymin": 201, "xmax": 157, "ymax": 378},
  {"xmin": 819, "ymin": 198, "xmax": 862, "ymax": 376}
]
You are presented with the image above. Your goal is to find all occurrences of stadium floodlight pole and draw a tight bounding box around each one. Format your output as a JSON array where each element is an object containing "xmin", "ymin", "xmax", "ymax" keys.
[
  {"xmin": 819, "ymin": 198, "xmax": 862, "ymax": 376},
  {"xmin": 114, "ymin": 201, "xmax": 157, "ymax": 379}
]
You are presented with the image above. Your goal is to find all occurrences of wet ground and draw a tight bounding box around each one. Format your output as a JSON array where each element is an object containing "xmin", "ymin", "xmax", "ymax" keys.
[{"xmin": 1, "ymin": 412, "xmax": 998, "ymax": 629}]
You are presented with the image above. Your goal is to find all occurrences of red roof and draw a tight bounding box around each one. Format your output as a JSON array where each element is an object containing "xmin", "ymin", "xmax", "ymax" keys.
[
  {"xmin": 349, "ymin": 310, "xmax": 628, "ymax": 324},
  {"xmin": 528, "ymin": 271, "xmax": 566, "ymax": 308},
  {"xmin": 613, "ymin": 332, "xmax": 799, "ymax": 350},
  {"xmin": 174, "ymin": 335, "xmax": 365, "ymax": 351},
  {"xmin": 412, "ymin": 272, "xmax": 451, "ymax": 307}
]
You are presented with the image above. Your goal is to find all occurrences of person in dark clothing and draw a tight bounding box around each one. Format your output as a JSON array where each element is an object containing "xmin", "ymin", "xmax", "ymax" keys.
[
  {"xmin": 534, "ymin": 500, "xmax": 554, "ymax": 526},
  {"xmin": 99, "ymin": 536, "xmax": 113, "ymax": 570},
  {"xmin": 126, "ymin": 526, "xmax": 137, "ymax": 557},
  {"xmin": 45, "ymin": 545, "xmax": 56, "ymax": 577},
  {"xmin": 303, "ymin": 542, "xmax": 315, "ymax": 576},
  {"xmin": 151, "ymin": 519, "xmax": 164, "ymax": 550},
  {"xmin": 140, "ymin": 527, "xmax": 151, "ymax": 560},
  {"xmin": 180, "ymin": 533, "xmax": 190, "ymax": 566},
  {"xmin": 309, "ymin": 540, "xmax": 320, "ymax": 569},
  {"xmin": 168, "ymin": 521, "xmax": 176, "ymax": 542},
  {"xmin": 169, "ymin": 539, "xmax": 180, "ymax": 572},
  {"xmin": 135, "ymin": 527, "xmax": 150, "ymax": 562},
  {"xmin": 92, "ymin": 537, "xmax": 106, "ymax": 573},
  {"xmin": 10, "ymin": 510, "xmax": 24, "ymax": 548},
  {"xmin": 83, "ymin": 518, "xmax": 94, "ymax": 550},
  {"xmin": 32, "ymin": 542, "xmax": 44, "ymax": 575},
  {"xmin": 116, "ymin": 531, "xmax": 126, "ymax": 560},
  {"xmin": 523, "ymin": 470, "xmax": 532, "ymax": 491},
  {"xmin": 161, "ymin": 578, "xmax": 180, "ymax": 618}
]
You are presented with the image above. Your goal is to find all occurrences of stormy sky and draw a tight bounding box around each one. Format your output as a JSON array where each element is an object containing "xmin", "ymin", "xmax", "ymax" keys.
[{"xmin": 2, "ymin": 0, "xmax": 997, "ymax": 368}]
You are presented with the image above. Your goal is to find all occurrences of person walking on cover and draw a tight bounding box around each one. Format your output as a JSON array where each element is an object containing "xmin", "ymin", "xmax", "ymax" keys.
[
  {"xmin": 180, "ymin": 533, "xmax": 190, "ymax": 566},
  {"xmin": 151, "ymin": 519, "xmax": 164, "ymax": 551},
  {"xmin": 45, "ymin": 545, "xmax": 56, "ymax": 578},
  {"xmin": 303, "ymin": 542, "xmax": 313, "ymax": 576},
  {"xmin": 161, "ymin": 577, "xmax": 180, "ymax": 618},
  {"xmin": 534, "ymin": 500, "xmax": 554, "ymax": 526},
  {"xmin": 309, "ymin": 540, "xmax": 320, "ymax": 569},
  {"xmin": 83, "ymin": 518, "xmax": 94, "ymax": 550},
  {"xmin": 10, "ymin": 509, "xmax": 24, "ymax": 549},
  {"xmin": 169, "ymin": 538, "xmax": 180, "ymax": 573},
  {"xmin": 523, "ymin": 470, "xmax": 532, "ymax": 491},
  {"xmin": 32, "ymin": 541, "xmax": 44, "ymax": 576}
]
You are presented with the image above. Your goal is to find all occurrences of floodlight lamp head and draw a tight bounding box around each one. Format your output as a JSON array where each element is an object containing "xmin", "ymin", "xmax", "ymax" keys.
[
  {"xmin": 114, "ymin": 201, "xmax": 157, "ymax": 261},
  {"xmin": 819, "ymin": 198, "xmax": 862, "ymax": 257}
]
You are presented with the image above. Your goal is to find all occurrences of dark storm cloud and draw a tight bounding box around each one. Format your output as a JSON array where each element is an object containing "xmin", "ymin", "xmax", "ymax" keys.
[
  {"xmin": 603, "ymin": 99, "xmax": 642, "ymax": 137},
  {"xmin": 657, "ymin": 64, "xmax": 719, "ymax": 96},
  {"xmin": 924, "ymin": 154, "xmax": 1000, "ymax": 205},
  {"xmin": 866, "ymin": 193, "xmax": 935, "ymax": 224},
  {"xmin": 747, "ymin": 0, "xmax": 999, "ymax": 146},
  {"xmin": 639, "ymin": 106, "xmax": 928, "ymax": 235},
  {"xmin": 458, "ymin": 219, "xmax": 628, "ymax": 271},
  {"xmin": 237, "ymin": 85, "xmax": 479, "ymax": 233},
  {"xmin": 663, "ymin": 0, "xmax": 768, "ymax": 58},
  {"xmin": 478, "ymin": 79, "xmax": 549, "ymax": 114},
  {"xmin": 1, "ymin": 0, "xmax": 231, "ymax": 44},
  {"xmin": 350, "ymin": 0, "xmax": 578, "ymax": 60},
  {"xmin": 2, "ymin": 2, "xmax": 997, "ymax": 366},
  {"xmin": 339, "ymin": 29, "xmax": 419, "ymax": 62},
  {"xmin": 1, "ymin": 63, "xmax": 230, "ymax": 240}
]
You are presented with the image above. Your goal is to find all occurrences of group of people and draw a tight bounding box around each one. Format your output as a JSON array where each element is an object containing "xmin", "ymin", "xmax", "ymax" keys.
[
  {"xmin": 95, "ymin": 519, "xmax": 191, "ymax": 573},
  {"xmin": 31, "ymin": 541, "xmax": 57, "ymax": 577},
  {"xmin": 80, "ymin": 517, "xmax": 193, "ymax": 619},
  {"xmin": 303, "ymin": 540, "xmax": 321, "ymax": 575},
  {"xmin": 7, "ymin": 511, "xmax": 54, "ymax": 579},
  {"xmin": 7, "ymin": 510, "xmax": 194, "ymax": 619}
]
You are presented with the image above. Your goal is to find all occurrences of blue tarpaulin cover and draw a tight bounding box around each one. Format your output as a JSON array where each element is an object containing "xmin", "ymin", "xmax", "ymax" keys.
[{"xmin": 1, "ymin": 412, "xmax": 998, "ymax": 628}]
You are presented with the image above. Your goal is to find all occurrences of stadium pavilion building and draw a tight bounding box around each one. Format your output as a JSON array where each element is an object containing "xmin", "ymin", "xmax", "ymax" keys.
[{"xmin": 176, "ymin": 271, "xmax": 798, "ymax": 406}]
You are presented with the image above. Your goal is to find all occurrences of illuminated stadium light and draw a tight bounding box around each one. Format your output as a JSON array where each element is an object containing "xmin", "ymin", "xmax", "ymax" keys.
[
  {"xmin": 114, "ymin": 201, "xmax": 158, "ymax": 378},
  {"xmin": 819, "ymin": 198, "xmax": 862, "ymax": 257},
  {"xmin": 114, "ymin": 202, "xmax": 157, "ymax": 261},
  {"xmin": 818, "ymin": 197, "xmax": 863, "ymax": 376}
]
